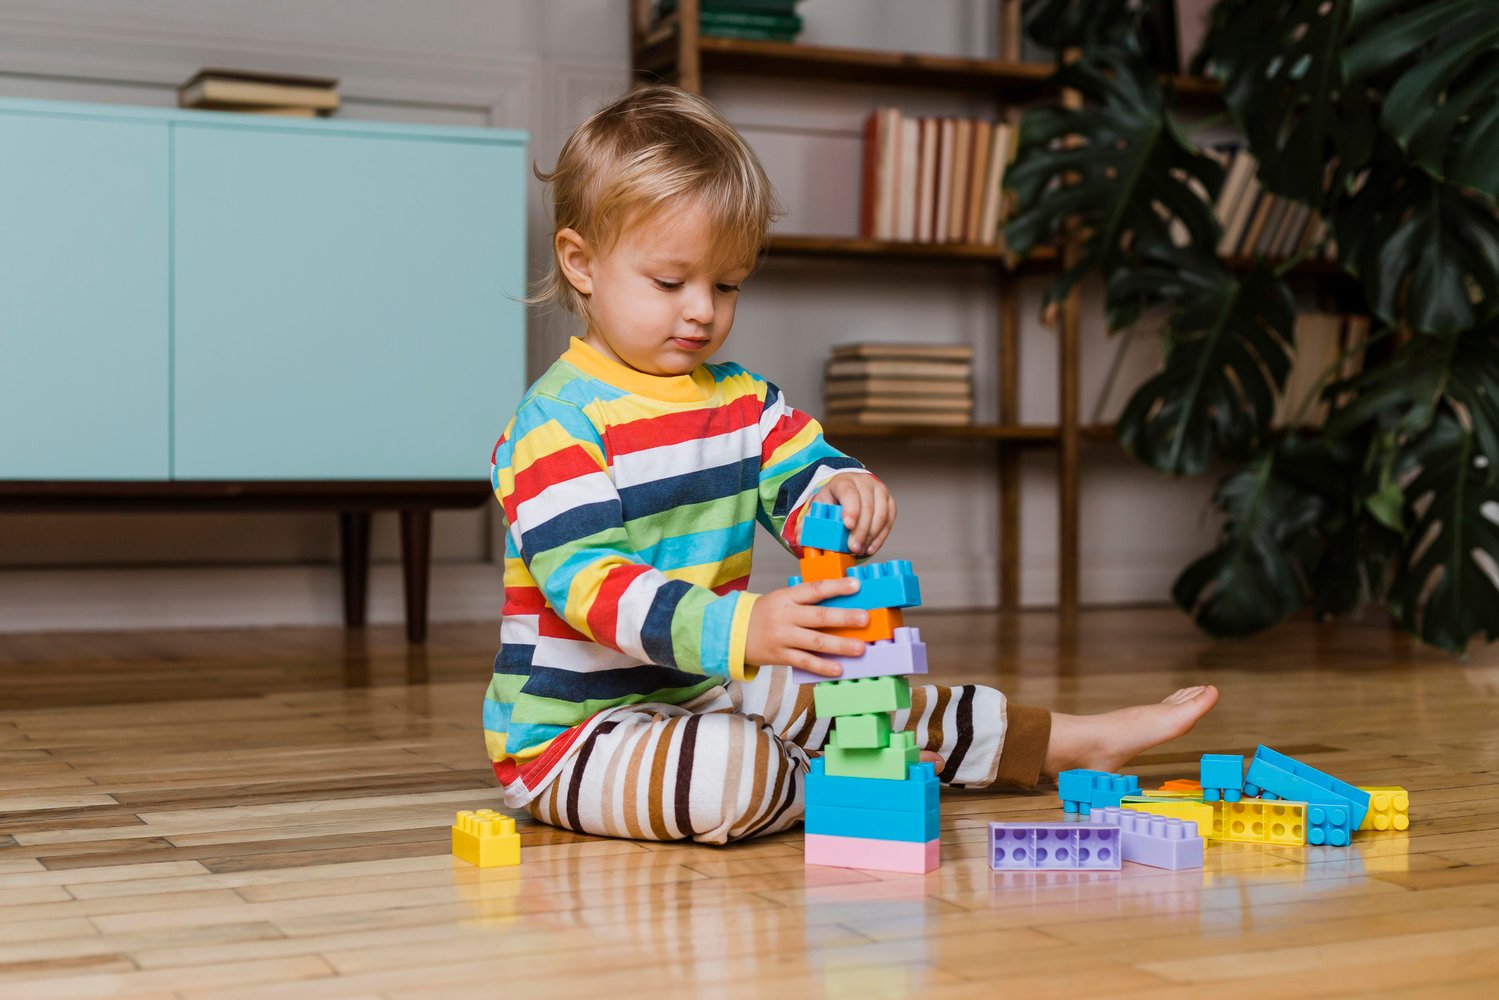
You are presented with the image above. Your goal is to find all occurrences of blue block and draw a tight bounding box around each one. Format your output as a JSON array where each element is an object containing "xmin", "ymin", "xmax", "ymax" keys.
[
  {"xmin": 1242, "ymin": 745, "xmax": 1370, "ymax": 829},
  {"xmin": 1307, "ymin": 802, "xmax": 1354, "ymax": 847},
  {"xmin": 988, "ymin": 822, "xmax": 1122, "ymax": 871},
  {"xmin": 788, "ymin": 559, "xmax": 922, "ymax": 610},
  {"xmin": 804, "ymin": 800, "xmax": 940, "ymax": 842},
  {"xmin": 806, "ymin": 757, "xmax": 939, "ymax": 813},
  {"xmin": 1199, "ymin": 753, "xmax": 1245, "ymax": 803},
  {"xmin": 1057, "ymin": 768, "xmax": 1139, "ymax": 815},
  {"xmin": 800, "ymin": 502, "xmax": 853, "ymax": 553}
]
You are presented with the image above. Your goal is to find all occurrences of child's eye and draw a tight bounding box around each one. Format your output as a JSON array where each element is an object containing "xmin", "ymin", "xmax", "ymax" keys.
[
  {"xmin": 716, "ymin": 283, "xmax": 741, "ymax": 294},
  {"xmin": 653, "ymin": 279, "xmax": 683, "ymax": 291}
]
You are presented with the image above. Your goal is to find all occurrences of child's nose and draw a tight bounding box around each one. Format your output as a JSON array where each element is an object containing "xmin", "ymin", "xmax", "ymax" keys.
[{"xmin": 681, "ymin": 285, "xmax": 715, "ymax": 324}]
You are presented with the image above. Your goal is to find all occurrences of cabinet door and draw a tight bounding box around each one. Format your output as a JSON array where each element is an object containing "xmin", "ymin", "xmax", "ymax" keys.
[
  {"xmin": 172, "ymin": 124, "xmax": 526, "ymax": 480},
  {"xmin": 0, "ymin": 113, "xmax": 169, "ymax": 480}
]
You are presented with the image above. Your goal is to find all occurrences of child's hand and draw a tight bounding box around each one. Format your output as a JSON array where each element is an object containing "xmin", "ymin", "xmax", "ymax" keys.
[
  {"xmin": 811, "ymin": 473, "xmax": 896, "ymax": 557},
  {"xmin": 745, "ymin": 578, "xmax": 870, "ymax": 677}
]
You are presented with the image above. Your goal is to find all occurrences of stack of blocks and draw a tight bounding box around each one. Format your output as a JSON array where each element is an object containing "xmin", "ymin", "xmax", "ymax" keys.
[{"xmin": 796, "ymin": 503, "xmax": 938, "ymax": 875}]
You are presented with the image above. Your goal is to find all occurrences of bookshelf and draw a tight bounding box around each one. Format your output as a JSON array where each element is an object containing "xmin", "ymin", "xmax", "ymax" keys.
[{"xmin": 629, "ymin": 0, "xmax": 1226, "ymax": 613}]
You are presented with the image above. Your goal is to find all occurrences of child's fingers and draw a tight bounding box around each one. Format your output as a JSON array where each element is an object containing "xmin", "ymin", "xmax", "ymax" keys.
[
  {"xmin": 792, "ymin": 576, "xmax": 859, "ymax": 603},
  {"xmin": 862, "ymin": 487, "xmax": 890, "ymax": 554},
  {"xmin": 789, "ymin": 653, "xmax": 844, "ymax": 678},
  {"xmin": 849, "ymin": 482, "xmax": 877, "ymax": 554},
  {"xmin": 787, "ymin": 622, "xmax": 865, "ymax": 659}
]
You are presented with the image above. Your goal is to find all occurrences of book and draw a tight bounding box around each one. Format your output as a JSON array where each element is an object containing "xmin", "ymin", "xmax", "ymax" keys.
[
  {"xmin": 948, "ymin": 118, "xmax": 974, "ymax": 243},
  {"xmin": 916, "ymin": 118, "xmax": 938, "ymax": 242},
  {"xmin": 896, "ymin": 116, "xmax": 920, "ymax": 242},
  {"xmin": 934, "ymin": 118, "xmax": 956, "ymax": 243},
  {"xmin": 825, "ymin": 378, "xmax": 975, "ymax": 398},
  {"xmin": 178, "ymin": 68, "xmax": 339, "ymax": 112},
  {"xmin": 859, "ymin": 110, "xmax": 880, "ymax": 239},
  {"xmin": 978, "ymin": 123, "xmax": 1009, "ymax": 246},
  {"xmin": 823, "ymin": 409, "xmax": 974, "ymax": 426},
  {"xmin": 1217, "ymin": 155, "xmax": 1261, "ymax": 255},
  {"xmin": 1251, "ymin": 195, "xmax": 1289, "ymax": 256},
  {"xmin": 966, "ymin": 120, "xmax": 993, "ymax": 244},
  {"xmin": 830, "ymin": 342, "xmax": 974, "ymax": 360},
  {"xmin": 1212, "ymin": 149, "xmax": 1253, "ymax": 239},
  {"xmin": 826, "ymin": 396, "xmax": 973, "ymax": 414},
  {"xmin": 1237, "ymin": 190, "xmax": 1275, "ymax": 258},
  {"xmin": 826, "ymin": 358, "xmax": 972, "ymax": 380}
]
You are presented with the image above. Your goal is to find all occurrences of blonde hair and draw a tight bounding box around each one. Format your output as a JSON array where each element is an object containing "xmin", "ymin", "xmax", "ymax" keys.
[{"xmin": 533, "ymin": 85, "xmax": 783, "ymax": 318}]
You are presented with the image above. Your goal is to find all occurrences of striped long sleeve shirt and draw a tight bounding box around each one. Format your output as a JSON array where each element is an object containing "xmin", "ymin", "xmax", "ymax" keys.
[{"xmin": 485, "ymin": 337, "xmax": 868, "ymax": 801}]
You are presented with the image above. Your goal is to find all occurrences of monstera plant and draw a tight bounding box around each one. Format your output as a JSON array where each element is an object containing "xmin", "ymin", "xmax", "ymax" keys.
[{"xmin": 1005, "ymin": 0, "xmax": 1499, "ymax": 654}]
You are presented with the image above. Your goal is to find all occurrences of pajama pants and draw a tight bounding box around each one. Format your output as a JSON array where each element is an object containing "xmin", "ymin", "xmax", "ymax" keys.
[{"xmin": 524, "ymin": 665, "xmax": 1051, "ymax": 845}]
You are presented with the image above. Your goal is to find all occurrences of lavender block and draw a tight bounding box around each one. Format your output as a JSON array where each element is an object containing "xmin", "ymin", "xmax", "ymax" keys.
[
  {"xmin": 988, "ymin": 822, "xmax": 1122, "ymax": 871},
  {"xmin": 1092, "ymin": 807, "xmax": 1205, "ymax": 870},
  {"xmin": 788, "ymin": 626, "xmax": 928, "ymax": 685}
]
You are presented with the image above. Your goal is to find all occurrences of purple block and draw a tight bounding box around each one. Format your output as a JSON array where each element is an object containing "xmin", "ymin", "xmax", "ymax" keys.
[
  {"xmin": 988, "ymin": 822, "xmax": 1122, "ymax": 871},
  {"xmin": 788, "ymin": 626, "xmax": 929, "ymax": 685},
  {"xmin": 1092, "ymin": 807, "xmax": 1204, "ymax": 870}
]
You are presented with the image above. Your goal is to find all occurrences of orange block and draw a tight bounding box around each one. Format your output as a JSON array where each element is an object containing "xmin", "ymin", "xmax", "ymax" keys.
[
  {"xmin": 799, "ymin": 548, "xmax": 857, "ymax": 582},
  {"xmin": 825, "ymin": 606, "xmax": 904, "ymax": 643},
  {"xmin": 1159, "ymin": 778, "xmax": 1203, "ymax": 791}
]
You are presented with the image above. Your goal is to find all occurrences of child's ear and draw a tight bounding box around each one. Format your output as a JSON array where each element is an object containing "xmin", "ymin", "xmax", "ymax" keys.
[{"xmin": 555, "ymin": 228, "xmax": 594, "ymax": 296}]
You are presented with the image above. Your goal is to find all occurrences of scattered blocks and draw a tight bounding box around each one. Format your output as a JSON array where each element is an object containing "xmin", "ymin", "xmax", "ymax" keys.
[
  {"xmin": 452, "ymin": 809, "xmax": 520, "ymax": 867},
  {"xmin": 1358, "ymin": 786, "xmax": 1411, "ymax": 831},
  {"xmin": 824, "ymin": 729, "xmax": 918, "ymax": 780},
  {"xmin": 1092, "ymin": 807, "xmax": 1205, "ymax": 870},
  {"xmin": 1199, "ymin": 753, "xmax": 1246, "ymax": 802},
  {"xmin": 804, "ymin": 832, "xmax": 939, "ymax": 874},
  {"xmin": 1211, "ymin": 798, "xmax": 1307, "ymax": 846},
  {"xmin": 789, "ymin": 559, "xmax": 923, "ymax": 611},
  {"xmin": 1058, "ymin": 769, "xmax": 1141, "ymax": 816},
  {"xmin": 789, "ymin": 626, "xmax": 929, "ymax": 685},
  {"xmin": 799, "ymin": 547, "xmax": 857, "ymax": 583},
  {"xmin": 988, "ymin": 822, "xmax": 1122, "ymax": 871},
  {"xmin": 824, "ymin": 605, "xmax": 904, "ymax": 643},
  {"xmin": 806, "ymin": 757, "xmax": 938, "ymax": 812},
  {"xmin": 833, "ymin": 711, "xmax": 891, "ymax": 749},
  {"xmin": 812, "ymin": 675, "xmax": 911, "ymax": 717},
  {"xmin": 1242, "ymin": 745, "xmax": 1371, "ymax": 829},
  {"xmin": 1120, "ymin": 796, "xmax": 1215, "ymax": 838},
  {"xmin": 800, "ymin": 502, "xmax": 852, "ymax": 553}
]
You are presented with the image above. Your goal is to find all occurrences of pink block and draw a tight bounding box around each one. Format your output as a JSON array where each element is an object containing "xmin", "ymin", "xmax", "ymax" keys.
[{"xmin": 804, "ymin": 832, "xmax": 940, "ymax": 874}]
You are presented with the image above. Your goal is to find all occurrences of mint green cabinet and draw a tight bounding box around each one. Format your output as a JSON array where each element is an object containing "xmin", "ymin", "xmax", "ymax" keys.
[{"xmin": 0, "ymin": 110, "xmax": 170, "ymax": 479}]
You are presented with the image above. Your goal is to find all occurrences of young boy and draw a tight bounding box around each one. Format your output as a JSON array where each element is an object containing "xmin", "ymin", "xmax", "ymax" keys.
[{"xmin": 484, "ymin": 85, "xmax": 1217, "ymax": 844}]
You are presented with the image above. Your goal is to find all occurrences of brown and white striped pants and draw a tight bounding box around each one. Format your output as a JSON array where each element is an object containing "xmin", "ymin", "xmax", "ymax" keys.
[{"xmin": 525, "ymin": 665, "xmax": 1051, "ymax": 845}]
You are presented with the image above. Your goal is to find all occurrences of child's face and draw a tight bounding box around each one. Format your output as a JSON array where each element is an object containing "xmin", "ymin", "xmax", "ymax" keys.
[{"xmin": 565, "ymin": 199, "xmax": 751, "ymax": 377}]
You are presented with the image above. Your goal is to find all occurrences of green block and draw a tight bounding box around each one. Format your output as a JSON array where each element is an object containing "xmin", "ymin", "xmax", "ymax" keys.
[
  {"xmin": 833, "ymin": 712, "xmax": 891, "ymax": 749},
  {"xmin": 824, "ymin": 730, "xmax": 918, "ymax": 780},
  {"xmin": 813, "ymin": 676, "xmax": 911, "ymax": 719}
]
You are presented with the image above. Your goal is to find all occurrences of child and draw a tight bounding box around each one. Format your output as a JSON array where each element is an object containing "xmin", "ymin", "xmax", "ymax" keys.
[{"xmin": 484, "ymin": 85, "xmax": 1218, "ymax": 844}]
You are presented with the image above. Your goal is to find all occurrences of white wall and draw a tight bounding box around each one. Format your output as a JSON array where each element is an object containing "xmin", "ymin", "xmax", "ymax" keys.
[{"xmin": 0, "ymin": 0, "xmax": 1219, "ymax": 632}]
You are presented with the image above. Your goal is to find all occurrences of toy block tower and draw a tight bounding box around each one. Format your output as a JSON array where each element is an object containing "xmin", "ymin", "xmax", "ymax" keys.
[{"xmin": 795, "ymin": 502, "xmax": 938, "ymax": 874}]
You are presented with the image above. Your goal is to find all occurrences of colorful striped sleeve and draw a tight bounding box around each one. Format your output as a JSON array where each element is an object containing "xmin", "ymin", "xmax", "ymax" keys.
[
  {"xmin": 754, "ymin": 378, "xmax": 870, "ymax": 553},
  {"xmin": 496, "ymin": 392, "xmax": 759, "ymax": 681}
]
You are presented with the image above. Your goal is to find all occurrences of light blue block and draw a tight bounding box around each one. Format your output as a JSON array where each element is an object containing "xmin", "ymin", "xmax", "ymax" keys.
[
  {"xmin": 1057, "ymin": 769, "xmax": 1140, "ymax": 815},
  {"xmin": 806, "ymin": 757, "xmax": 938, "ymax": 813},
  {"xmin": 788, "ymin": 559, "xmax": 922, "ymax": 610},
  {"xmin": 1307, "ymin": 803, "xmax": 1354, "ymax": 846},
  {"xmin": 1243, "ymin": 745, "xmax": 1370, "ymax": 829},
  {"xmin": 800, "ymin": 502, "xmax": 852, "ymax": 553},
  {"xmin": 1199, "ymin": 754, "xmax": 1245, "ymax": 802},
  {"xmin": 804, "ymin": 800, "xmax": 940, "ymax": 842}
]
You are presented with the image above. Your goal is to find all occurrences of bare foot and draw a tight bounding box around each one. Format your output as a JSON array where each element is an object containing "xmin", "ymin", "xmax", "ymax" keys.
[{"xmin": 1042, "ymin": 685, "xmax": 1219, "ymax": 779}]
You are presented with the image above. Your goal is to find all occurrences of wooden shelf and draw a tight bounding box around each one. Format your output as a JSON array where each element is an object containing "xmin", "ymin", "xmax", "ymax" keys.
[
  {"xmin": 766, "ymin": 234, "xmax": 1057, "ymax": 269},
  {"xmin": 822, "ymin": 422, "xmax": 1117, "ymax": 444}
]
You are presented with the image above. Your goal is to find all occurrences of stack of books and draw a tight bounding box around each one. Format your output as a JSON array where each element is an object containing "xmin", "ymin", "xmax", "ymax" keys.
[
  {"xmin": 177, "ymin": 68, "xmax": 340, "ymax": 117},
  {"xmin": 656, "ymin": 0, "xmax": 803, "ymax": 41},
  {"xmin": 823, "ymin": 344, "xmax": 975, "ymax": 426},
  {"xmin": 859, "ymin": 108, "xmax": 1016, "ymax": 246},
  {"xmin": 1208, "ymin": 146, "xmax": 1331, "ymax": 261}
]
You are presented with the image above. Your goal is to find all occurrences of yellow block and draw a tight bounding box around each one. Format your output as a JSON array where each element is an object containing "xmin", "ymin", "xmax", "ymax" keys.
[
  {"xmin": 1212, "ymin": 798, "xmax": 1307, "ymax": 846},
  {"xmin": 452, "ymin": 808, "xmax": 520, "ymax": 867},
  {"xmin": 1120, "ymin": 796, "xmax": 1214, "ymax": 838},
  {"xmin": 1358, "ymin": 786, "xmax": 1411, "ymax": 831}
]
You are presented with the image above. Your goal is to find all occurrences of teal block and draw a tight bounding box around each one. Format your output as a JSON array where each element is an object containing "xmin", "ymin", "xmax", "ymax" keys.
[
  {"xmin": 800, "ymin": 502, "xmax": 851, "ymax": 553},
  {"xmin": 813, "ymin": 676, "xmax": 910, "ymax": 718},
  {"xmin": 824, "ymin": 730, "xmax": 918, "ymax": 780},
  {"xmin": 833, "ymin": 712, "xmax": 890, "ymax": 749},
  {"xmin": 806, "ymin": 758, "xmax": 938, "ymax": 812},
  {"xmin": 789, "ymin": 559, "xmax": 922, "ymax": 610},
  {"xmin": 804, "ymin": 801, "xmax": 939, "ymax": 842}
]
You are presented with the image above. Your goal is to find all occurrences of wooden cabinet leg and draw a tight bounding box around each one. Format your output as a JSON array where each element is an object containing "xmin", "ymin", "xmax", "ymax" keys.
[
  {"xmin": 399, "ymin": 508, "xmax": 432, "ymax": 644},
  {"xmin": 339, "ymin": 511, "xmax": 372, "ymax": 628}
]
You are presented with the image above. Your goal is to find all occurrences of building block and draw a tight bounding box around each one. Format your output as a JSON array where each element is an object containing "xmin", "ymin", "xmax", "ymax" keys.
[
  {"xmin": 987, "ymin": 822, "xmax": 1122, "ymax": 871},
  {"xmin": 804, "ymin": 832, "xmax": 939, "ymax": 874},
  {"xmin": 799, "ymin": 547, "xmax": 858, "ymax": 583},
  {"xmin": 1199, "ymin": 753, "xmax": 1246, "ymax": 802},
  {"xmin": 832, "ymin": 711, "xmax": 891, "ymax": 749},
  {"xmin": 1159, "ymin": 778, "xmax": 1203, "ymax": 791},
  {"xmin": 800, "ymin": 502, "xmax": 852, "ymax": 553},
  {"xmin": 789, "ymin": 626, "xmax": 928, "ymax": 685},
  {"xmin": 788, "ymin": 559, "xmax": 922, "ymax": 611},
  {"xmin": 805, "ymin": 800, "xmax": 940, "ymax": 842},
  {"xmin": 1305, "ymin": 802, "xmax": 1354, "ymax": 846},
  {"xmin": 452, "ymin": 809, "xmax": 520, "ymax": 867},
  {"xmin": 1242, "ymin": 745, "xmax": 1371, "ymax": 828},
  {"xmin": 1058, "ymin": 769, "xmax": 1140, "ymax": 815},
  {"xmin": 1092, "ymin": 807, "xmax": 1205, "ymax": 870},
  {"xmin": 1138, "ymin": 789, "xmax": 1207, "ymax": 800},
  {"xmin": 824, "ymin": 729, "xmax": 919, "ymax": 780},
  {"xmin": 1119, "ymin": 796, "xmax": 1215, "ymax": 838},
  {"xmin": 1211, "ymin": 798, "xmax": 1307, "ymax": 845},
  {"xmin": 812, "ymin": 675, "xmax": 911, "ymax": 717},
  {"xmin": 1358, "ymin": 786, "xmax": 1411, "ymax": 832},
  {"xmin": 824, "ymin": 606, "xmax": 904, "ymax": 643},
  {"xmin": 806, "ymin": 757, "xmax": 938, "ymax": 812}
]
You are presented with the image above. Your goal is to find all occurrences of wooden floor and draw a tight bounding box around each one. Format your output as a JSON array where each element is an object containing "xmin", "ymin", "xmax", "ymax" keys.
[{"xmin": 2, "ymin": 608, "xmax": 1498, "ymax": 999}]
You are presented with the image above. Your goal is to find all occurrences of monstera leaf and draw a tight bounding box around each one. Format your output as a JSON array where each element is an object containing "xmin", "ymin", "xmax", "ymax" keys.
[
  {"xmin": 1332, "ymin": 151, "xmax": 1499, "ymax": 335},
  {"xmin": 1204, "ymin": 0, "xmax": 1376, "ymax": 202},
  {"xmin": 1387, "ymin": 411, "xmax": 1499, "ymax": 653},
  {"xmin": 1115, "ymin": 262, "xmax": 1296, "ymax": 475},
  {"xmin": 1022, "ymin": 0, "xmax": 1136, "ymax": 51},
  {"xmin": 1344, "ymin": 0, "xmax": 1499, "ymax": 203},
  {"xmin": 1004, "ymin": 44, "xmax": 1224, "ymax": 306}
]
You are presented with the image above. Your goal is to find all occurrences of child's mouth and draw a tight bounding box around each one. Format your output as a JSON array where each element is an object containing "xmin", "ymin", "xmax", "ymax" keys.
[{"xmin": 671, "ymin": 337, "xmax": 709, "ymax": 350}]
